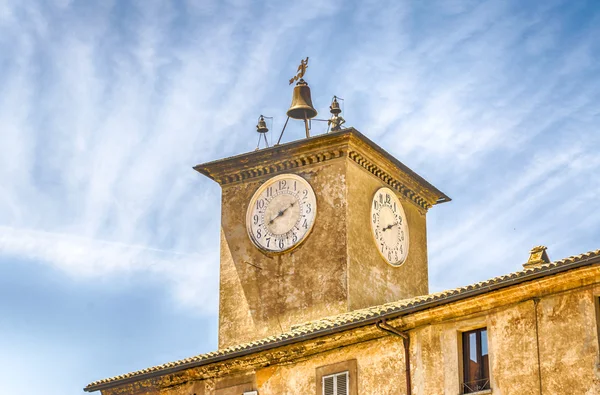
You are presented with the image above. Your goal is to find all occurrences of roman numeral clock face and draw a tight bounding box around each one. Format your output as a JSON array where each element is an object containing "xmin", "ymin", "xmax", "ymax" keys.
[
  {"xmin": 246, "ymin": 174, "xmax": 317, "ymax": 253},
  {"xmin": 371, "ymin": 187, "xmax": 409, "ymax": 266}
]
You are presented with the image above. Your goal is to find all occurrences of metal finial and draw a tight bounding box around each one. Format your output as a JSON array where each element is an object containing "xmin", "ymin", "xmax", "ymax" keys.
[{"xmin": 289, "ymin": 57, "xmax": 309, "ymax": 85}]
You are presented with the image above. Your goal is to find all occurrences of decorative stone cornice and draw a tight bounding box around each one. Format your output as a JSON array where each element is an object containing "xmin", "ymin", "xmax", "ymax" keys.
[
  {"xmin": 194, "ymin": 128, "xmax": 450, "ymax": 210},
  {"xmin": 347, "ymin": 150, "xmax": 431, "ymax": 210},
  {"xmin": 211, "ymin": 148, "xmax": 347, "ymax": 185}
]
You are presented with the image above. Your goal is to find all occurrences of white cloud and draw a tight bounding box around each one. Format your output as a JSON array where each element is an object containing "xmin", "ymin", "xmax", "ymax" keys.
[
  {"xmin": 0, "ymin": 4, "xmax": 599, "ymax": 395},
  {"xmin": 0, "ymin": 0, "xmax": 599, "ymax": 318},
  {"xmin": 0, "ymin": 0, "xmax": 351, "ymax": 316},
  {"xmin": 0, "ymin": 225, "xmax": 219, "ymax": 312}
]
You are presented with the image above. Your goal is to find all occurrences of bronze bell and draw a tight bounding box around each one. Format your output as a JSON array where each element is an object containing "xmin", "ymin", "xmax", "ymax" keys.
[
  {"xmin": 330, "ymin": 96, "xmax": 341, "ymax": 115},
  {"xmin": 256, "ymin": 115, "xmax": 269, "ymax": 134},
  {"xmin": 287, "ymin": 79, "xmax": 317, "ymax": 120}
]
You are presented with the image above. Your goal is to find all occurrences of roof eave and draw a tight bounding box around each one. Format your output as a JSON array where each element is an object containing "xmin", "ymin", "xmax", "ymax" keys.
[{"xmin": 84, "ymin": 252, "xmax": 600, "ymax": 392}]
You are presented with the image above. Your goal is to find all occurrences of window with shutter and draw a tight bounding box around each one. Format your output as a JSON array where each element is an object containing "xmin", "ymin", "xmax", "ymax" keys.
[
  {"xmin": 315, "ymin": 359, "xmax": 357, "ymax": 395},
  {"xmin": 322, "ymin": 372, "xmax": 349, "ymax": 395}
]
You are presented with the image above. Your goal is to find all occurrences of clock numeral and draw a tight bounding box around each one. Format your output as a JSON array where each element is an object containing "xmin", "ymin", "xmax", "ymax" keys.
[
  {"xmin": 256, "ymin": 199, "xmax": 265, "ymax": 210},
  {"xmin": 292, "ymin": 233, "xmax": 298, "ymax": 243},
  {"xmin": 379, "ymin": 194, "xmax": 383, "ymax": 204},
  {"xmin": 393, "ymin": 202, "xmax": 396, "ymax": 211},
  {"xmin": 266, "ymin": 187, "xmax": 273, "ymax": 198},
  {"xmin": 303, "ymin": 219, "xmax": 309, "ymax": 229},
  {"xmin": 279, "ymin": 180, "xmax": 287, "ymax": 190},
  {"xmin": 278, "ymin": 238, "xmax": 285, "ymax": 249},
  {"xmin": 306, "ymin": 203, "xmax": 312, "ymax": 214},
  {"xmin": 388, "ymin": 251, "xmax": 392, "ymax": 261},
  {"xmin": 372, "ymin": 213, "xmax": 377, "ymax": 224},
  {"xmin": 373, "ymin": 201, "xmax": 378, "ymax": 210},
  {"xmin": 256, "ymin": 228, "xmax": 262, "ymax": 239},
  {"xmin": 253, "ymin": 214, "xmax": 259, "ymax": 225},
  {"xmin": 385, "ymin": 194, "xmax": 391, "ymax": 204},
  {"xmin": 303, "ymin": 189, "xmax": 308, "ymax": 199},
  {"xmin": 266, "ymin": 237, "xmax": 271, "ymax": 247},
  {"xmin": 293, "ymin": 181, "xmax": 297, "ymax": 191}
]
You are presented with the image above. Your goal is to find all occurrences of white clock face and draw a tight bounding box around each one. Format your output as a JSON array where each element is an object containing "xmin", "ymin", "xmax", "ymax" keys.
[
  {"xmin": 246, "ymin": 174, "xmax": 317, "ymax": 253},
  {"xmin": 371, "ymin": 187, "xmax": 409, "ymax": 266}
]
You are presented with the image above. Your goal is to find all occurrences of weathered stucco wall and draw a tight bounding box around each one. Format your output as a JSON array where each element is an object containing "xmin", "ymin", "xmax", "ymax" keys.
[
  {"xmin": 122, "ymin": 335, "xmax": 407, "ymax": 395},
  {"xmin": 487, "ymin": 300, "xmax": 540, "ymax": 394},
  {"xmin": 219, "ymin": 158, "xmax": 349, "ymax": 348},
  {"xmin": 537, "ymin": 287, "xmax": 600, "ymax": 394},
  {"xmin": 408, "ymin": 286, "xmax": 600, "ymax": 395},
  {"xmin": 346, "ymin": 159, "xmax": 429, "ymax": 311},
  {"xmin": 101, "ymin": 273, "xmax": 600, "ymax": 395}
]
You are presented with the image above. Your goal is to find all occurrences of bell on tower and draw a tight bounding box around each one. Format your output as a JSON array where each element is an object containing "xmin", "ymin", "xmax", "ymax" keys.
[
  {"xmin": 287, "ymin": 80, "xmax": 318, "ymax": 120},
  {"xmin": 327, "ymin": 96, "xmax": 345, "ymax": 132},
  {"xmin": 286, "ymin": 57, "xmax": 317, "ymax": 138},
  {"xmin": 254, "ymin": 115, "xmax": 271, "ymax": 150}
]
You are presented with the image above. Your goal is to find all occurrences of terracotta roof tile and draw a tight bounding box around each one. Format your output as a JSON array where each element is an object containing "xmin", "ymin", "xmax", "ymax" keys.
[{"xmin": 85, "ymin": 248, "xmax": 600, "ymax": 391}]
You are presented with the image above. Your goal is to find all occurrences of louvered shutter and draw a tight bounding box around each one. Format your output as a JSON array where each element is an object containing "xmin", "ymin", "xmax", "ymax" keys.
[
  {"xmin": 323, "ymin": 375, "xmax": 335, "ymax": 395},
  {"xmin": 336, "ymin": 372, "xmax": 348, "ymax": 395},
  {"xmin": 322, "ymin": 372, "xmax": 349, "ymax": 395}
]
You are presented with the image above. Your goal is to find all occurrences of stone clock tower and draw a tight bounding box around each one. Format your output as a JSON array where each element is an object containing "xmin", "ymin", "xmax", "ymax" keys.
[{"xmin": 195, "ymin": 128, "xmax": 449, "ymax": 349}]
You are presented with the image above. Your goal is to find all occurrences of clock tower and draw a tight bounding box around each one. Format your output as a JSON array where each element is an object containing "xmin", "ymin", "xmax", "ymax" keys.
[{"xmin": 195, "ymin": 128, "xmax": 449, "ymax": 349}]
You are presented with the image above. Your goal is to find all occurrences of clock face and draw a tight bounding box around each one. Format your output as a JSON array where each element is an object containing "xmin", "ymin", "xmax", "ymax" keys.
[
  {"xmin": 370, "ymin": 187, "xmax": 409, "ymax": 266},
  {"xmin": 246, "ymin": 174, "xmax": 317, "ymax": 253}
]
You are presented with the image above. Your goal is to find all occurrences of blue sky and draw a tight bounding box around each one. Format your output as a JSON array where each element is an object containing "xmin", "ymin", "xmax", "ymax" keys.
[{"xmin": 0, "ymin": 0, "xmax": 599, "ymax": 394}]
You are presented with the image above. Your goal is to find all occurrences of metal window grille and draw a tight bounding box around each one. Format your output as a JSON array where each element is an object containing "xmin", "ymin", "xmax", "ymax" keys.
[{"xmin": 322, "ymin": 371, "xmax": 349, "ymax": 395}]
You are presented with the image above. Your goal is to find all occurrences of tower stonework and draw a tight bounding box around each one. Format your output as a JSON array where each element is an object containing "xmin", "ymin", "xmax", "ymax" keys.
[{"xmin": 195, "ymin": 128, "xmax": 449, "ymax": 349}]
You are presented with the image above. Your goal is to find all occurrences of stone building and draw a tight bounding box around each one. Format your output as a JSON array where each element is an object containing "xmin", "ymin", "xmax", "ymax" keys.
[{"xmin": 84, "ymin": 128, "xmax": 600, "ymax": 395}]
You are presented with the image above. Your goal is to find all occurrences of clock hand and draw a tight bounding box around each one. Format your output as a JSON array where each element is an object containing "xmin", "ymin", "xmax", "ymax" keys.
[
  {"xmin": 280, "ymin": 202, "xmax": 294, "ymax": 215},
  {"xmin": 382, "ymin": 223, "xmax": 398, "ymax": 232},
  {"xmin": 268, "ymin": 202, "xmax": 295, "ymax": 224}
]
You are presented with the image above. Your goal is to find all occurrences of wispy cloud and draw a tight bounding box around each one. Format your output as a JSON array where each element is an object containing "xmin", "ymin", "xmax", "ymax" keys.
[
  {"xmin": 0, "ymin": 3, "xmax": 599, "ymax": 391},
  {"xmin": 0, "ymin": 225, "xmax": 220, "ymax": 312},
  {"xmin": 0, "ymin": 0, "xmax": 354, "ymax": 316},
  {"xmin": 318, "ymin": 0, "xmax": 600, "ymax": 292}
]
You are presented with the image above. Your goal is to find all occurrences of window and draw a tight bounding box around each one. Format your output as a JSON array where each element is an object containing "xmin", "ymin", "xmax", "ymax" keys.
[
  {"xmin": 315, "ymin": 359, "xmax": 357, "ymax": 395},
  {"xmin": 462, "ymin": 328, "xmax": 490, "ymax": 393},
  {"xmin": 322, "ymin": 372, "xmax": 348, "ymax": 395}
]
